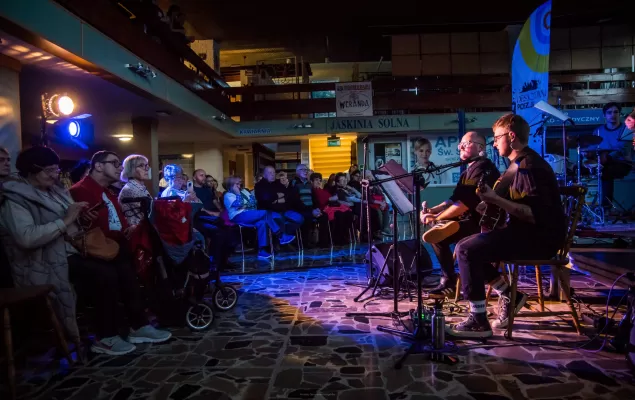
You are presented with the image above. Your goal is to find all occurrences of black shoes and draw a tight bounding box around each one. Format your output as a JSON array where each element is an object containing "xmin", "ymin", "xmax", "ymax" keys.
[
  {"xmin": 446, "ymin": 312, "xmax": 493, "ymax": 338},
  {"xmin": 427, "ymin": 276, "xmax": 457, "ymax": 299}
]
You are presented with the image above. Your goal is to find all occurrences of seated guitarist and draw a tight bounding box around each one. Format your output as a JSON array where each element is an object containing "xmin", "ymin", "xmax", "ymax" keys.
[
  {"xmin": 420, "ymin": 131, "xmax": 500, "ymax": 298},
  {"xmin": 448, "ymin": 114, "xmax": 566, "ymax": 338}
]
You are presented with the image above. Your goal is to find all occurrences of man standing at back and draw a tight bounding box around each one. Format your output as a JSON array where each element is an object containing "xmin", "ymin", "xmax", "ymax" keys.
[{"xmin": 420, "ymin": 131, "xmax": 500, "ymax": 298}]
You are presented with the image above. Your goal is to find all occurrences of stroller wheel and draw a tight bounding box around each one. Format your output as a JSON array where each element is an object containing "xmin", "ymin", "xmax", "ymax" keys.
[
  {"xmin": 186, "ymin": 302, "xmax": 214, "ymax": 331},
  {"xmin": 213, "ymin": 285, "xmax": 238, "ymax": 311}
]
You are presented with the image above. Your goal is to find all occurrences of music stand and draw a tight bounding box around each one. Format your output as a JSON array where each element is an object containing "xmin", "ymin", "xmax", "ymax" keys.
[
  {"xmin": 374, "ymin": 167, "xmax": 459, "ymax": 368},
  {"xmin": 345, "ymin": 170, "xmax": 415, "ymax": 318}
]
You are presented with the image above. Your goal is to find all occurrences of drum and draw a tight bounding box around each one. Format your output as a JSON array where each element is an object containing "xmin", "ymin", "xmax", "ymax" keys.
[{"xmin": 544, "ymin": 154, "xmax": 566, "ymax": 175}]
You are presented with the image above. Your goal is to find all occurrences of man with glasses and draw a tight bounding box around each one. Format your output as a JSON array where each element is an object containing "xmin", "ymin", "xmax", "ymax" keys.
[
  {"xmin": 447, "ymin": 114, "xmax": 565, "ymax": 338},
  {"xmin": 420, "ymin": 131, "xmax": 500, "ymax": 298},
  {"xmin": 70, "ymin": 151, "xmax": 131, "ymax": 242}
]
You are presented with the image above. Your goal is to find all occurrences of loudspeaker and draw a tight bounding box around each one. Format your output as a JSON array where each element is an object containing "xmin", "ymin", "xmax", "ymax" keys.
[{"xmin": 365, "ymin": 240, "xmax": 433, "ymax": 286}]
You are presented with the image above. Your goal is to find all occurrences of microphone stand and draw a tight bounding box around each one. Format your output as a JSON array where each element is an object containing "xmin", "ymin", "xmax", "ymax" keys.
[
  {"xmin": 376, "ymin": 166, "xmax": 459, "ymax": 368},
  {"xmin": 346, "ymin": 173, "xmax": 414, "ymax": 316}
]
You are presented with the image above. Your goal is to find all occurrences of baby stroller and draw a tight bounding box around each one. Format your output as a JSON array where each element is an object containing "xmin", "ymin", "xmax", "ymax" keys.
[{"xmin": 126, "ymin": 196, "xmax": 238, "ymax": 331}]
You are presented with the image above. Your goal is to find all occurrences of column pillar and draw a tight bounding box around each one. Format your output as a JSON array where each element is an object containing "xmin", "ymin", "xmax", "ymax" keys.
[
  {"xmin": 0, "ymin": 54, "xmax": 22, "ymax": 172},
  {"xmin": 194, "ymin": 144, "xmax": 224, "ymax": 181},
  {"xmin": 131, "ymin": 117, "xmax": 159, "ymax": 196}
]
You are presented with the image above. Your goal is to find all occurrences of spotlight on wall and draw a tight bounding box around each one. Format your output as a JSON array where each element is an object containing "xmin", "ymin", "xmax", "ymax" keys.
[
  {"xmin": 42, "ymin": 93, "xmax": 76, "ymax": 118},
  {"xmin": 182, "ymin": 154, "xmax": 193, "ymax": 159}
]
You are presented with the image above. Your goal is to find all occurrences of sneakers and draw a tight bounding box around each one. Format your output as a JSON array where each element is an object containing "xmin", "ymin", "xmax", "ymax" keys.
[
  {"xmin": 492, "ymin": 291, "xmax": 528, "ymax": 329},
  {"xmin": 279, "ymin": 233, "xmax": 295, "ymax": 245},
  {"xmin": 91, "ymin": 336, "xmax": 136, "ymax": 355},
  {"xmin": 427, "ymin": 277, "xmax": 457, "ymax": 299},
  {"xmin": 422, "ymin": 220, "xmax": 459, "ymax": 244},
  {"xmin": 128, "ymin": 324, "xmax": 172, "ymax": 344},
  {"xmin": 446, "ymin": 312, "xmax": 493, "ymax": 338},
  {"xmin": 258, "ymin": 249, "xmax": 273, "ymax": 259}
]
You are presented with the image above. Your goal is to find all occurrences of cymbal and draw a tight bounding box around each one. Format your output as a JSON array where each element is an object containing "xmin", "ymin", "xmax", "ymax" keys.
[{"xmin": 556, "ymin": 134, "xmax": 603, "ymax": 149}]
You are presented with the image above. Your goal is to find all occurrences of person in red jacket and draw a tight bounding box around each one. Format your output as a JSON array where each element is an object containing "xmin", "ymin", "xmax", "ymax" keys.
[{"xmin": 70, "ymin": 151, "xmax": 133, "ymax": 243}]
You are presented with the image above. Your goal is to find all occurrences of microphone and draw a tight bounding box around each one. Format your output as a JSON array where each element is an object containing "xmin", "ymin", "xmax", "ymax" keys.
[{"xmin": 424, "ymin": 151, "xmax": 486, "ymax": 173}]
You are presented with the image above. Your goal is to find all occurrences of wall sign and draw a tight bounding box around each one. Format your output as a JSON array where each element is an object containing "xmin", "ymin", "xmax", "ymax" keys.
[
  {"xmin": 328, "ymin": 116, "xmax": 418, "ymax": 133},
  {"xmin": 335, "ymin": 82, "xmax": 373, "ymax": 117},
  {"xmin": 238, "ymin": 128, "xmax": 272, "ymax": 135}
]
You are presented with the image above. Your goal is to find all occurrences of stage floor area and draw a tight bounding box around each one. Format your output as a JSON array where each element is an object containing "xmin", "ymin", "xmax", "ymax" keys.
[{"xmin": 4, "ymin": 258, "xmax": 635, "ymax": 400}]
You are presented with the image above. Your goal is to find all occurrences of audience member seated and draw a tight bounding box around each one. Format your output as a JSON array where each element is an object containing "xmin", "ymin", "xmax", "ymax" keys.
[
  {"xmin": 0, "ymin": 146, "xmax": 10, "ymax": 181},
  {"xmin": 70, "ymin": 151, "xmax": 133, "ymax": 243},
  {"xmin": 255, "ymin": 166, "xmax": 304, "ymax": 236},
  {"xmin": 205, "ymin": 174, "xmax": 223, "ymax": 208},
  {"xmin": 291, "ymin": 164, "xmax": 321, "ymax": 247},
  {"xmin": 311, "ymin": 173, "xmax": 353, "ymax": 247},
  {"xmin": 348, "ymin": 169, "xmax": 362, "ymax": 192},
  {"xmin": 332, "ymin": 172, "xmax": 377, "ymax": 240},
  {"xmin": 160, "ymin": 164, "xmax": 198, "ymax": 202},
  {"xmin": 191, "ymin": 169, "xmax": 237, "ymax": 270},
  {"xmin": 118, "ymin": 154, "xmax": 153, "ymax": 226},
  {"xmin": 0, "ymin": 146, "xmax": 170, "ymax": 355},
  {"xmin": 224, "ymin": 175, "xmax": 294, "ymax": 259}
]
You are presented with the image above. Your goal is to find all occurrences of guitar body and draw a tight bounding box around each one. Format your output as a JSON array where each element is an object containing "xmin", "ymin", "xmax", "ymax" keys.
[
  {"xmin": 477, "ymin": 169, "xmax": 511, "ymax": 233},
  {"xmin": 479, "ymin": 206, "xmax": 507, "ymax": 233}
]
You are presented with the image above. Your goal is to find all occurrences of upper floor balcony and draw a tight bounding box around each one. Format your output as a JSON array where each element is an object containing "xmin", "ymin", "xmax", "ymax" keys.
[{"xmin": 45, "ymin": 1, "xmax": 635, "ymax": 122}]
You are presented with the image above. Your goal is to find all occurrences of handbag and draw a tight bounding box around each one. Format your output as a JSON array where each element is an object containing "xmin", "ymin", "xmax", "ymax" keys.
[{"xmin": 69, "ymin": 226, "xmax": 120, "ymax": 261}]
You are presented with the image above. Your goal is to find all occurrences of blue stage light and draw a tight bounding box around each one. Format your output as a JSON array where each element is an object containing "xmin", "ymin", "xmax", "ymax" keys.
[{"xmin": 68, "ymin": 120, "xmax": 80, "ymax": 137}]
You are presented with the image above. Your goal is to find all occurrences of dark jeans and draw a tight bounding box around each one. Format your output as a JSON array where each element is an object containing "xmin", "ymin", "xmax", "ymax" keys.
[
  {"xmin": 430, "ymin": 219, "xmax": 481, "ymax": 282},
  {"xmin": 455, "ymin": 226, "xmax": 560, "ymax": 302},
  {"xmin": 318, "ymin": 211, "xmax": 353, "ymax": 247},
  {"xmin": 232, "ymin": 210, "xmax": 281, "ymax": 249},
  {"xmin": 279, "ymin": 210, "xmax": 304, "ymax": 235},
  {"xmin": 195, "ymin": 215, "xmax": 239, "ymax": 269},
  {"xmin": 68, "ymin": 253, "xmax": 146, "ymax": 338}
]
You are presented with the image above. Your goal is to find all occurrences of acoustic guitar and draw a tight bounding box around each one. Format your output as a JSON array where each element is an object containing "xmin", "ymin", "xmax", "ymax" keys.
[{"xmin": 476, "ymin": 162, "xmax": 518, "ymax": 233}]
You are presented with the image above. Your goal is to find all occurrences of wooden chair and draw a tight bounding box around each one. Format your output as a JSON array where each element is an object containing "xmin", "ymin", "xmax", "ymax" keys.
[
  {"xmin": 503, "ymin": 185, "xmax": 587, "ymax": 339},
  {"xmin": 1, "ymin": 285, "xmax": 74, "ymax": 399}
]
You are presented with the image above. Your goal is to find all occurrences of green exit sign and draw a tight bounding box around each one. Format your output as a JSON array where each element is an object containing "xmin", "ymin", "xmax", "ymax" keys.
[{"xmin": 327, "ymin": 138, "xmax": 341, "ymax": 147}]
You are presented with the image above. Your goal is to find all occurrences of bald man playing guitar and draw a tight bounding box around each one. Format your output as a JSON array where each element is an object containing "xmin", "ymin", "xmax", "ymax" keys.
[{"xmin": 420, "ymin": 131, "xmax": 500, "ymax": 298}]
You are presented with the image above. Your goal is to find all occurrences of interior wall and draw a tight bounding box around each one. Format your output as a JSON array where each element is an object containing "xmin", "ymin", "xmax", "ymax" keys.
[{"xmin": 309, "ymin": 134, "xmax": 357, "ymax": 178}]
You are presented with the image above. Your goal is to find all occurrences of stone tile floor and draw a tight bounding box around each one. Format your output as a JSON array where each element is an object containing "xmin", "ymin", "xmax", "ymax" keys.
[{"xmin": 2, "ymin": 245, "xmax": 635, "ymax": 399}]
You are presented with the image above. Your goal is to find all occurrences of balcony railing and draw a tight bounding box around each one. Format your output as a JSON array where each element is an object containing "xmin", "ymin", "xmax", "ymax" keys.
[
  {"xmin": 54, "ymin": 0, "xmax": 231, "ymax": 110},
  {"xmin": 219, "ymin": 72, "xmax": 635, "ymax": 120}
]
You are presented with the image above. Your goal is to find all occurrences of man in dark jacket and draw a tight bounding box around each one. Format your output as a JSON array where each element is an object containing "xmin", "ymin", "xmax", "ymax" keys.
[
  {"xmin": 291, "ymin": 164, "xmax": 321, "ymax": 247},
  {"xmin": 255, "ymin": 166, "xmax": 304, "ymax": 235}
]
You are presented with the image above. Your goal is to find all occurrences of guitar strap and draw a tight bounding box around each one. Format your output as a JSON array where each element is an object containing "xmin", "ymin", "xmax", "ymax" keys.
[{"xmin": 493, "ymin": 159, "xmax": 519, "ymax": 198}]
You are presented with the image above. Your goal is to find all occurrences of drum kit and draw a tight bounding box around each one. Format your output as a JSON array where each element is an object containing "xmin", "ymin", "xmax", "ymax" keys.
[{"xmin": 544, "ymin": 132, "xmax": 632, "ymax": 226}]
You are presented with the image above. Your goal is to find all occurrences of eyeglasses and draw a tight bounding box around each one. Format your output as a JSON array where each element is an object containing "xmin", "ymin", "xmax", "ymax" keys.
[
  {"xmin": 457, "ymin": 141, "xmax": 485, "ymax": 150},
  {"xmin": 101, "ymin": 160, "xmax": 122, "ymax": 168},
  {"xmin": 34, "ymin": 164, "xmax": 61, "ymax": 176},
  {"xmin": 136, "ymin": 163, "xmax": 150, "ymax": 170},
  {"xmin": 493, "ymin": 133, "xmax": 509, "ymax": 143},
  {"xmin": 297, "ymin": 168, "xmax": 308, "ymax": 172}
]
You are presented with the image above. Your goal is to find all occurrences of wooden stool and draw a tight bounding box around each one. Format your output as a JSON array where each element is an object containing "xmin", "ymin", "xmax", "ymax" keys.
[{"xmin": 1, "ymin": 285, "xmax": 74, "ymax": 400}]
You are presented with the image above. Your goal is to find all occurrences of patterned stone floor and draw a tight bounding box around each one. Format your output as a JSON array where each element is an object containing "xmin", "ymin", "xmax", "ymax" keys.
[{"xmin": 2, "ymin": 247, "xmax": 635, "ymax": 400}]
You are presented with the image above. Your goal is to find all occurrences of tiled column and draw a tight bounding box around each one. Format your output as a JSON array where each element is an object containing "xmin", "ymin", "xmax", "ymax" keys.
[{"xmin": 0, "ymin": 54, "xmax": 22, "ymax": 172}]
